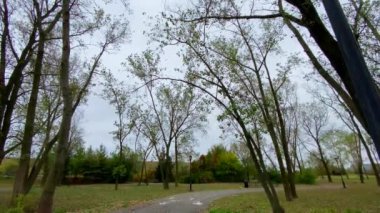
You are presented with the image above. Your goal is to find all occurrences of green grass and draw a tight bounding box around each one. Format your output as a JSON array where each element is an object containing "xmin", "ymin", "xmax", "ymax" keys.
[
  {"xmin": 0, "ymin": 177, "xmax": 13, "ymax": 187},
  {"xmin": 208, "ymin": 177, "xmax": 380, "ymax": 213},
  {"xmin": 0, "ymin": 181, "xmax": 243, "ymax": 212},
  {"xmin": 2, "ymin": 175, "xmax": 380, "ymax": 213}
]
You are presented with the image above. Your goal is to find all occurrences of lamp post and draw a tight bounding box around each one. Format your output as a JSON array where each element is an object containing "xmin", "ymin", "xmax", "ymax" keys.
[
  {"xmin": 334, "ymin": 156, "xmax": 346, "ymax": 189},
  {"xmin": 189, "ymin": 155, "xmax": 192, "ymax": 192}
]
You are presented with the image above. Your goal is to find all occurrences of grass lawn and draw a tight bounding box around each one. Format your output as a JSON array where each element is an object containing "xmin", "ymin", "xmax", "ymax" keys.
[
  {"xmin": 1, "ymin": 175, "xmax": 380, "ymax": 212},
  {"xmin": 0, "ymin": 180, "xmax": 243, "ymax": 213},
  {"xmin": 209, "ymin": 176, "xmax": 380, "ymax": 213}
]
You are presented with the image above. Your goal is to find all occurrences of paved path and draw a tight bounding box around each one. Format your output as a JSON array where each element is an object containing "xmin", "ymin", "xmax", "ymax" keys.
[
  {"xmin": 115, "ymin": 184, "xmax": 341, "ymax": 213},
  {"xmin": 117, "ymin": 188, "xmax": 263, "ymax": 213}
]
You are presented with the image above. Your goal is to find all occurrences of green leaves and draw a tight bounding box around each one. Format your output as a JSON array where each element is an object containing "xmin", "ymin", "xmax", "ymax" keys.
[{"xmin": 112, "ymin": 164, "xmax": 127, "ymax": 178}]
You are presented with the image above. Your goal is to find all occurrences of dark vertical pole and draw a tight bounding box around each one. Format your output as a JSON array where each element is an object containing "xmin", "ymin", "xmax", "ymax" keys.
[
  {"xmin": 322, "ymin": 0, "xmax": 380, "ymax": 158},
  {"xmin": 189, "ymin": 155, "xmax": 192, "ymax": 192}
]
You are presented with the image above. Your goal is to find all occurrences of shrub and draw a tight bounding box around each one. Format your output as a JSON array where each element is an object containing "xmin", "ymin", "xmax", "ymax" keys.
[
  {"xmin": 296, "ymin": 168, "xmax": 317, "ymax": 184},
  {"xmin": 197, "ymin": 171, "xmax": 215, "ymax": 183},
  {"xmin": 182, "ymin": 171, "xmax": 215, "ymax": 183},
  {"xmin": 0, "ymin": 159, "xmax": 18, "ymax": 177},
  {"xmin": 267, "ymin": 169, "xmax": 282, "ymax": 183},
  {"xmin": 6, "ymin": 195, "xmax": 24, "ymax": 213}
]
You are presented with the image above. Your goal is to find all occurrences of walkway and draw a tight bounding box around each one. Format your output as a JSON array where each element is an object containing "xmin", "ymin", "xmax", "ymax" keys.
[{"xmin": 116, "ymin": 188, "xmax": 263, "ymax": 213}]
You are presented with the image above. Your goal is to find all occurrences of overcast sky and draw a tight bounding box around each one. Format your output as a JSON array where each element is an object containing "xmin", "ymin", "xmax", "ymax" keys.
[
  {"xmin": 77, "ymin": 0, "xmax": 345, "ymax": 157},
  {"xmin": 79, "ymin": 0, "xmax": 226, "ymax": 155}
]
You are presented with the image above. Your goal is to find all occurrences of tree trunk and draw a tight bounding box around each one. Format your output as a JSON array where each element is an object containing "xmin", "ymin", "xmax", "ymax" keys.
[
  {"xmin": 0, "ymin": 1, "xmax": 9, "ymax": 155},
  {"xmin": 265, "ymin": 60, "xmax": 298, "ymax": 199},
  {"xmin": 37, "ymin": 0, "xmax": 72, "ymax": 211},
  {"xmin": 268, "ymin": 126, "xmax": 293, "ymax": 201},
  {"xmin": 144, "ymin": 160, "xmax": 148, "ymax": 185},
  {"xmin": 0, "ymin": 3, "xmax": 37, "ymax": 166},
  {"xmin": 115, "ymin": 176, "xmax": 119, "ymax": 190},
  {"xmin": 350, "ymin": 111, "xmax": 380, "ymax": 186},
  {"xmin": 362, "ymin": 138, "xmax": 380, "ymax": 186},
  {"xmin": 249, "ymin": 133, "xmax": 284, "ymax": 213},
  {"xmin": 249, "ymin": 123, "xmax": 284, "ymax": 212},
  {"xmin": 281, "ymin": 11, "xmax": 369, "ymax": 137},
  {"xmin": 285, "ymin": 0, "xmax": 370, "ymax": 132},
  {"xmin": 281, "ymin": 138, "xmax": 297, "ymax": 198},
  {"xmin": 174, "ymin": 136, "xmax": 179, "ymax": 187},
  {"xmin": 40, "ymin": 154, "xmax": 50, "ymax": 187},
  {"xmin": 24, "ymin": 130, "xmax": 58, "ymax": 194},
  {"xmin": 340, "ymin": 162, "xmax": 349, "ymax": 180},
  {"xmin": 138, "ymin": 159, "xmax": 145, "ymax": 186},
  {"xmin": 295, "ymin": 153, "xmax": 302, "ymax": 174},
  {"xmin": 11, "ymin": 27, "xmax": 46, "ymax": 202},
  {"xmin": 316, "ymin": 140, "xmax": 332, "ymax": 182},
  {"xmin": 159, "ymin": 158, "xmax": 167, "ymax": 189},
  {"xmin": 163, "ymin": 155, "xmax": 170, "ymax": 190},
  {"xmin": 357, "ymin": 137, "xmax": 365, "ymax": 184},
  {"xmin": 358, "ymin": 160, "xmax": 364, "ymax": 184}
]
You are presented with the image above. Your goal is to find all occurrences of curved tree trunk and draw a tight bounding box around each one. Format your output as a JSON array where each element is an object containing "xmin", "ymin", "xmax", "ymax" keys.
[
  {"xmin": 265, "ymin": 63, "xmax": 297, "ymax": 199},
  {"xmin": 37, "ymin": 0, "xmax": 72, "ymax": 211},
  {"xmin": 138, "ymin": 159, "xmax": 146, "ymax": 186},
  {"xmin": 316, "ymin": 140, "xmax": 332, "ymax": 183},
  {"xmin": 352, "ymin": 116, "xmax": 380, "ymax": 186},
  {"xmin": 12, "ymin": 25, "xmax": 46, "ymax": 202},
  {"xmin": 250, "ymin": 125, "xmax": 284, "ymax": 213}
]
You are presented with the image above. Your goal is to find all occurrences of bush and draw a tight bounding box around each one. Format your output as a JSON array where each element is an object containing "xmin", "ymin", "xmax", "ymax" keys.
[
  {"xmin": 0, "ymin": 159, "xmax": 18, "ymax": 177},
  {"xmin": 267, "ymin": 169, "xmax": 282, "ymax": 183},
  {"xmin": 6, "ymin": 195, "xmax": 24, "ymax": 213},
  {"xmin": 182, "ymin": 171, "xmax": 215, "ymax": 183},
  {"xmin": 197, "ymin": 171, "xmax": 215, "ymax": 183},
  {"xmin": 296, "ymin": 168, "xmax": 317, "ymax": 184}
]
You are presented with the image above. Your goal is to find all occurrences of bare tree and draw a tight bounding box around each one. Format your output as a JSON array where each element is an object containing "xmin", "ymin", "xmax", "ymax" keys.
[
  {"xmin": 11, "ymin": 0, "xmax": 62, "ymax": 201},
  {"xmin": 165, "ymin": 0, "xmax": 380, "ymax": 158},
  {"xmin": 129, "ymin": 53, "xmax": 209, "ymax": 189},
  {"xmin": 101, "ymin": 70, "xmax": 137, "ymax": 190},
  {"xmin": 300, "ymin": 102, "xmax": 332, "ymax": 182},
  {"xmin": 37, "ymin": 0, "xmax": 71, "ymax": 210},
  {"xmin": 317, "ymin": 86, "xmax": 380, "ymax": 186},
  {"xmin": 148, "ymin": 27, "xmax": 285, "ymax": 212},
  {"xmin": 1, "ymin": 0, "xmax": 39, "ymax": 164}
]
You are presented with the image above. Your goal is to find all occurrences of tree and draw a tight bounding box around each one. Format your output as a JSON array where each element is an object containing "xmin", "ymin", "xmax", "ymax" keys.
[
  {"xmin": 135, "ymin": 135, "xmax": 153, "ymax": 186},
  {"xmin": 156, "ymin": 82, "xmax": 207, "ymax": 187},
  {"xmin": 37, "ymin": 0, "xmax": 72, "ymax": 210},
  {"xmin": 2, "ymin": 0, "xmax": 130, "ymax": 208},
  {"xmin": 0, "ymin": 0, "xmax": 39, "ymax": 163},
  {"xmin": 159, "ymin": 6, "xmax": 300, "ymax": 200},
  {"xmin": 128, "ymin": 51, "xmax": 209, "ymax": 189},
  {"xmin": 165, "ymin": 0, "xmax": 380, "ymax": 159},
  {"xmin": 321, "ymin": 130, "xmax": 352, "ymax": 179},
  {"xmin": 282, "ymin": 83, "xmax": 304, "ymax": 174},
  {"xmin": 101, "ymin": 71, "xmax": 137, "ymax": 190},
  {"xmin": 36, "ymin": 0, "xmax": 129, "ymax": 211},
  {"xmin": 346, "ymin": 0, "xmax": 380, "ymax": 87},
  {"xmin": 300, "ymin": 102, "xmax": 332, "ymax": 182},
  {"xmin": 205, "ymin": 144, "xmax": 244, "ymax": 182},
  {"xmin": 11, "ymin": 0, "xmax": 62, "ymax": 200},
  {"xmin": 174, "ymin": 132, "xmax": 198, "ymax": 187},
  {"xmin": 230, "ymin": 142, "xmax": 255, "ymax": 181},
  {"xmin": 148, "ymin": 26, "xmax": 285, "ymax": 212},
  {"xmin": 315, "ymin": 84, "xmax": 380, "ymax": 186}
]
